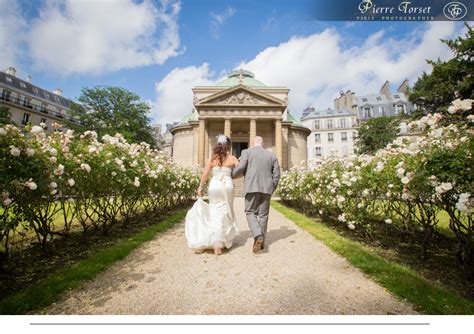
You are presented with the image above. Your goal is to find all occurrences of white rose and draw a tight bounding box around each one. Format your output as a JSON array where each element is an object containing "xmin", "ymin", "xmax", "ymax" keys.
[
  {"xmin": 49, "ymin": 156, "xmax": 57, "ymax": 163},
  {"xmin": 26, "ymin": 181, "xmax": 37, "ymax": 190},
  {"xmin": 31, "ymin": 125, "xmax": 43, "ymax": 133},
  {"xmin": 441, "ymin": 182, "xmax": 452, "ymax": 191},
  {"xmin": 133, "ymin": 177, "xmax": 140, "ymax": 187},
  {"xmin": 49, "ymin": 182, "xmax": 58, "ymax": 189},
  {"xmin": 54, "ymin": 164, "xmax": 65, "ymax": 176},
  {"xmin": 26, "ymin": 148, "xmax": 35, "ymax": 156},
  {"xmin": 3, "ymin": 198, "xmax": 12, "ymax": 206},
  {"xmin": 385, "ymin": 218, "xmax": 392, "ymax": 224},
  {"xmin": 348, "ymin": 223, "xmax": 355, "ymax": 230},
  {"xmin": 10, "ymin": 146, "xmax": 20, "ymax": 156},
  {"xmin": 0, "ymin": 128, "xmax": 7, "ymax": 136},
  {"xmin": 111, "ymin": 171, "xmax": 117, "ymax": 176},
  {"xmin": 67, "ymin": 178, "xmax": 75, "ymax": 187},
  {"xmin": 338, "ymin": 213, "xmax": 346, "ymax": 222},
  {"xmin": 80, "ymin": 163, "xmax": 91, "ymax": 173},
  {"xmin": 401, "ymin": 177, "xmax": 410, "ymax": 184}
]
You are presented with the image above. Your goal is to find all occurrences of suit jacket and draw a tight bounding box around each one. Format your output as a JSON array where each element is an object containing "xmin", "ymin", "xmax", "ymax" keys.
[{"xmin": 232, "ymin": 146, "xmax": 280, "ymax": 195}]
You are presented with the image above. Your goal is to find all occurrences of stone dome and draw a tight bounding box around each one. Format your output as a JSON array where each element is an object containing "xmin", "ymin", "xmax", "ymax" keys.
[{"xmin": 216, "ymin": 69, "xmax": 266, "ymax": 87}]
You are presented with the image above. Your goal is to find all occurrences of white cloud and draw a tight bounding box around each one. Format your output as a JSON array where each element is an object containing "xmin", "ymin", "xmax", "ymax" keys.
[
  {"xmin": 0, "ymin": 0, "xmax": 27, "ymax": 70},
  {"xmin": 154, "ymin": 22, "xmax": 464, "ymax": 129},
  {"xmin": 27, "ymin": 0, "xmax": 183, "ymax": 75},
  {"xmin": 210, "ymin": 6, "xmax": 236, "ymax": 39},
  {"xmin": 238, "ymin": 22, "xmax": 462, "ymax": 116},
  {"xmin": 153, "ymin": 63, "xmax": 216, "ymax": 127}
]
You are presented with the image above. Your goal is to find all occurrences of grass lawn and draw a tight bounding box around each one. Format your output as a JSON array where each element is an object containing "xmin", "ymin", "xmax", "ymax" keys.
[
  {"xmin": 0, "ymin": 208, "xmax": 187, "ymax": 315},
  {"xmin": 272, "ymin": 200, "xmax": 474, "ymax": 315}
]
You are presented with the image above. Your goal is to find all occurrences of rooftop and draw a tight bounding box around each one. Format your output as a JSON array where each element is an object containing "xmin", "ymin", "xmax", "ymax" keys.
[{"xmin": 0, "ymin": 69, "xmax": 71, "ymax": 108}]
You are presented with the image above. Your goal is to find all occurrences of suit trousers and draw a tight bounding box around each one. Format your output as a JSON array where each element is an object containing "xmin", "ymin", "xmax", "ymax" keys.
[{"xmin": 244, "ymin": 192, "xmax": 271, "ymax": 240}]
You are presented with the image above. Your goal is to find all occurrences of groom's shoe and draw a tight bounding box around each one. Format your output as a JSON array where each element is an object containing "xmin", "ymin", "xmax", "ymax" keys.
[{"xmin": 253, "ymin": 237, "xmax": 264, "ymax": 253}]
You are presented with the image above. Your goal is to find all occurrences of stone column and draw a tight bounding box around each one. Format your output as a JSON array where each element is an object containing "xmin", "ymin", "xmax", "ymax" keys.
[
  {"xmin": 198, "ymin": 119, "xmax": 205, "ymax": 167},
  {"xmin": 275, "ymin": 118, "xmax": 283, "ymax": 165},
  {"xmin": 224, "ymin": 118, "xmax": 231, "ymax": 137},
  {"xmin": 249, "ymin": 118, "xmax": 257, "ymax": 146}
]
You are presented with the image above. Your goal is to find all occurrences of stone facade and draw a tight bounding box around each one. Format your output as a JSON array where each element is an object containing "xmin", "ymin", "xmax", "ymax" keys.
[
  {"xmin": 169, "ymin": 70, "xmax": 310, "ymax": 170},
  {"xmin": 301, "ymin": 107, "xmax": 358, "ymax": 161},
  {"xmin": 0, "ymin": 66, "xmax": 80, "ymax": 131}
]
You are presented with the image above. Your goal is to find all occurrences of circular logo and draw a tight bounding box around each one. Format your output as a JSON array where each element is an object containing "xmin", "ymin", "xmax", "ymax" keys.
[{"xmin": 443, "ymin": 2, "xmax": 467, "ymax": 20}]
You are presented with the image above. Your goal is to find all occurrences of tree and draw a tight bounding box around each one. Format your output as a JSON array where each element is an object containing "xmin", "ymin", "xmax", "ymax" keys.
[
  {"xmin": 355, "ymin": 116, "xmax": 399, "ymax": 155},
  {"xmin": 409, "ymin": 23, "xmax": 473, "ymax": 115},
  {"xmin": 67, "ymin": 86, "xmax": 156, "ymax": 146},
  {"xmin": 0, "ymin": 106, "xmax": 13, "ymax": 125}
]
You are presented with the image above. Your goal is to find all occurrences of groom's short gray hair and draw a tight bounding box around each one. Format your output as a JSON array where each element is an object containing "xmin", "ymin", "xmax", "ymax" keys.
[{"xmin": 253, "ymin": 136, "xmax": 263, "ymax": 146}]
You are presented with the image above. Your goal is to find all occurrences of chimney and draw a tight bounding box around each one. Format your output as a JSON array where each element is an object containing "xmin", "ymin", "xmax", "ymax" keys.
[
  {"xmin": 53, "ymin": 88, "xmax": 62, "ymax": 96},
  {"xmin": 380, "ymin": 80, "xmax": 392, "ymax": 99},
  {"xmin": 5, "ymin": 66, "xmax": 16, "ymax": 76},
  {"xmin": 26, "ymin": 75, "xmax": 32, "ymax": 83}
]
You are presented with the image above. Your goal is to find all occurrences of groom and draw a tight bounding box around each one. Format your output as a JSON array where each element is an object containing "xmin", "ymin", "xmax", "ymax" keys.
[{"xmin": 232, "ymin": 136, "xmax": 280, "ymax": 253}]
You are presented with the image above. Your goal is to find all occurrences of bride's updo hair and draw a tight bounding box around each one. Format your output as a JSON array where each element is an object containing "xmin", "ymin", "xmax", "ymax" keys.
[{"xmin": 212, "ymin": 135, "xmax": 231, "ymax": 166}]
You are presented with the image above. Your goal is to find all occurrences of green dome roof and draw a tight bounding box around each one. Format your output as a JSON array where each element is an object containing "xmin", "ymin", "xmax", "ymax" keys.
[
  {"xmin": 217, "ymin": 69, "xmax": 266, "ymax": 87},
  {"xmin": 178, "ymin": 112, "xmax": 195, "ymax": 124}
]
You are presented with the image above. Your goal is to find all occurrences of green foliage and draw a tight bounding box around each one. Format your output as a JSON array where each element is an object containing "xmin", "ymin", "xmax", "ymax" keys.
[
  {"xmin": 0, "ymin": 124, "xmax": 200, "ymax": 259},
  {"xmin": 355, "ymin": 116, "xmax": 400, "ymax": 154},
  {"xmin": 67, "ymin": 86, "xmax": 156, "ymax": 146},
  {"xmin": 279, "ymin": 108, "xmax": 473, "ymax": 279},
  {"xmin": 0, "ymin": 106, "xmax": 12, "ymax": 125},
  {"xmin": 272, "ymin": 201, "xmax": 474, "ymax": 315},
  {"xmin": 409, "ymin": 23, "xmax": 474, "ymax": 115}
]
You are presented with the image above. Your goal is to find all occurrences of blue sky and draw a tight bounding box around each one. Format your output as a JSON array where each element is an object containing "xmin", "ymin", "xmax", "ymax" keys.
[{"xmin": 0, "ymin": 0, "xmax": 469, "ymax": 129}]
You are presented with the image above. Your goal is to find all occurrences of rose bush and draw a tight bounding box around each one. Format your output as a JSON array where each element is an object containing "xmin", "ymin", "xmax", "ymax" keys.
[
  {"xmin": 0, "ymin": 123, "xmax": 199, "ymax": 258},
  {"xmin": 279, "ymin": 99, "xmax": 473, "ymax": 277}
]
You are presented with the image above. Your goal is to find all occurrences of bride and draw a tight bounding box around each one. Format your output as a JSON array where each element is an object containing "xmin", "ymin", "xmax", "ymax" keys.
[{"xmin": 185, "ymin": 134, "xmax": 239, "ymax": 255}]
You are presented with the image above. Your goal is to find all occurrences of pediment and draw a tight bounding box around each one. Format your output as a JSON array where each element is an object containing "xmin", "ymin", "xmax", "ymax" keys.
[{"xmin": 195, "ymin": 85, "xmax": 286, "ymax": 107}]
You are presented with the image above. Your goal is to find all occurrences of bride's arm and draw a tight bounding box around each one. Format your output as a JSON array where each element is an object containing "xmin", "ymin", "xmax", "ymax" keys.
[{"xmin": 197, "ymin": 159, "xmax": 213, "ymax": 196}]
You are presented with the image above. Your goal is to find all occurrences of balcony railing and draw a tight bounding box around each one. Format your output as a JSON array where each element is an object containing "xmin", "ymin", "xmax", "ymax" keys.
[{"xmin": 0, "ymin": 94, "xmax": 84, "ymax": 125}]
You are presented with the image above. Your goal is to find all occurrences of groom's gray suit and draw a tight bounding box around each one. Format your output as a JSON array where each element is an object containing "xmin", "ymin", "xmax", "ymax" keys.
[{"xmin": 232, "ymin": 145, "xmax": 280, "ymax": 243}]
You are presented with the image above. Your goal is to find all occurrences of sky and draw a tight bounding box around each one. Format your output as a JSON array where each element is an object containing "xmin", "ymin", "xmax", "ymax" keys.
[{"xmin": 0, "ymin": 0, "xmax": 470, "ymax": 131}]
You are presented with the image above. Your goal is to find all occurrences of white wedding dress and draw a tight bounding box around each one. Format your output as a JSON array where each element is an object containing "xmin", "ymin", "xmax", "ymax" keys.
[{"xmin": 185, "ymin": 166, "xmax": 239, "ymax": 250}]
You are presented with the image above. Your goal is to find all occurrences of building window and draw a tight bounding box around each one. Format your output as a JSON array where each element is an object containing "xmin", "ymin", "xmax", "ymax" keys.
[
  {"xmin": 40, "ymin": 117, "xmax": 47, "ymax": 124},
  {"xmin": 33, "ymin": 87, "xmax": 39, "ymax": 94},
  {"xmin": 328, "ymin": 133, "xmax": 334, "ymax": 142},
  {"xmin": 6, "ymin": 76, "xmax": 12, "ymax": 83},
  {"xmin": 23, "ymin": 97, "xmax": 31, "ymax": 108},
  {"xmin": 352, "ymin": 118, "xmax": 357, "ymax": 127},
  {"xmin": 342, "ymin": 146, "xmax": 348, "ymax": 156},
  {"xmin": 314, "ymin": 133, "xmax": 321, "ymax": 143},
  {"xmin": 327, "ymin": 119, "xmax": 333, "ymax": 128},
  {"xmin": 341, "ymin": 132, "xmax": 347, "ymax": 141},
  {"xmin": 315, "ymin": 147, "xmax": 322, "ymax": 157},
  {"xmin": 22, "ymin": 113, "xmax": 30, "ymax": 125},
  {"xmin": 353, "ymin": 132, "xmax": 357, "ymax": 140},
  {"xmin": 20, "ymin": 82, "xmax": 27, "ymax": 88},
  {"xmin": 363, "ymin": 107, "xmax": 372, "ymax": 118},
  {"xmin": 1, "ymin": 89, "xmax": 11, "ymax": 101},
  {"xmin": 379, "ymin": 106, "xmax": 385, "ymax": 115},
  {"xmin": 44, "ymin": 92, "xmax": 50, "ymax": 98},
  {"xmin": 362, "ymin": 97, "xmax": 367, "ymax": 102},
  {"xmin": 395, "ymin": 104, "xmax": 405, "ymax": 114},
  {"xmin": 376, "ymin": 96, "xmax": 382, "ymax": 101},
  {"xmin": 339, "ymin": 118, "xmax": 346, "ymax": 128},
  {"xmin": 394, "ymin": 94, "xmax": 400, "ymax": 99},
  {"xmin": 313, "ymin": 120, "xmax": 320, "ymax": 129}
]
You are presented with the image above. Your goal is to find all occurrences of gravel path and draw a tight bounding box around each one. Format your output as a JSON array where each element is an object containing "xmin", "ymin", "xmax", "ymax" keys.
[{"xmin": 43, "ymin": 198, "xmax": 416, "ymax": 315}]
